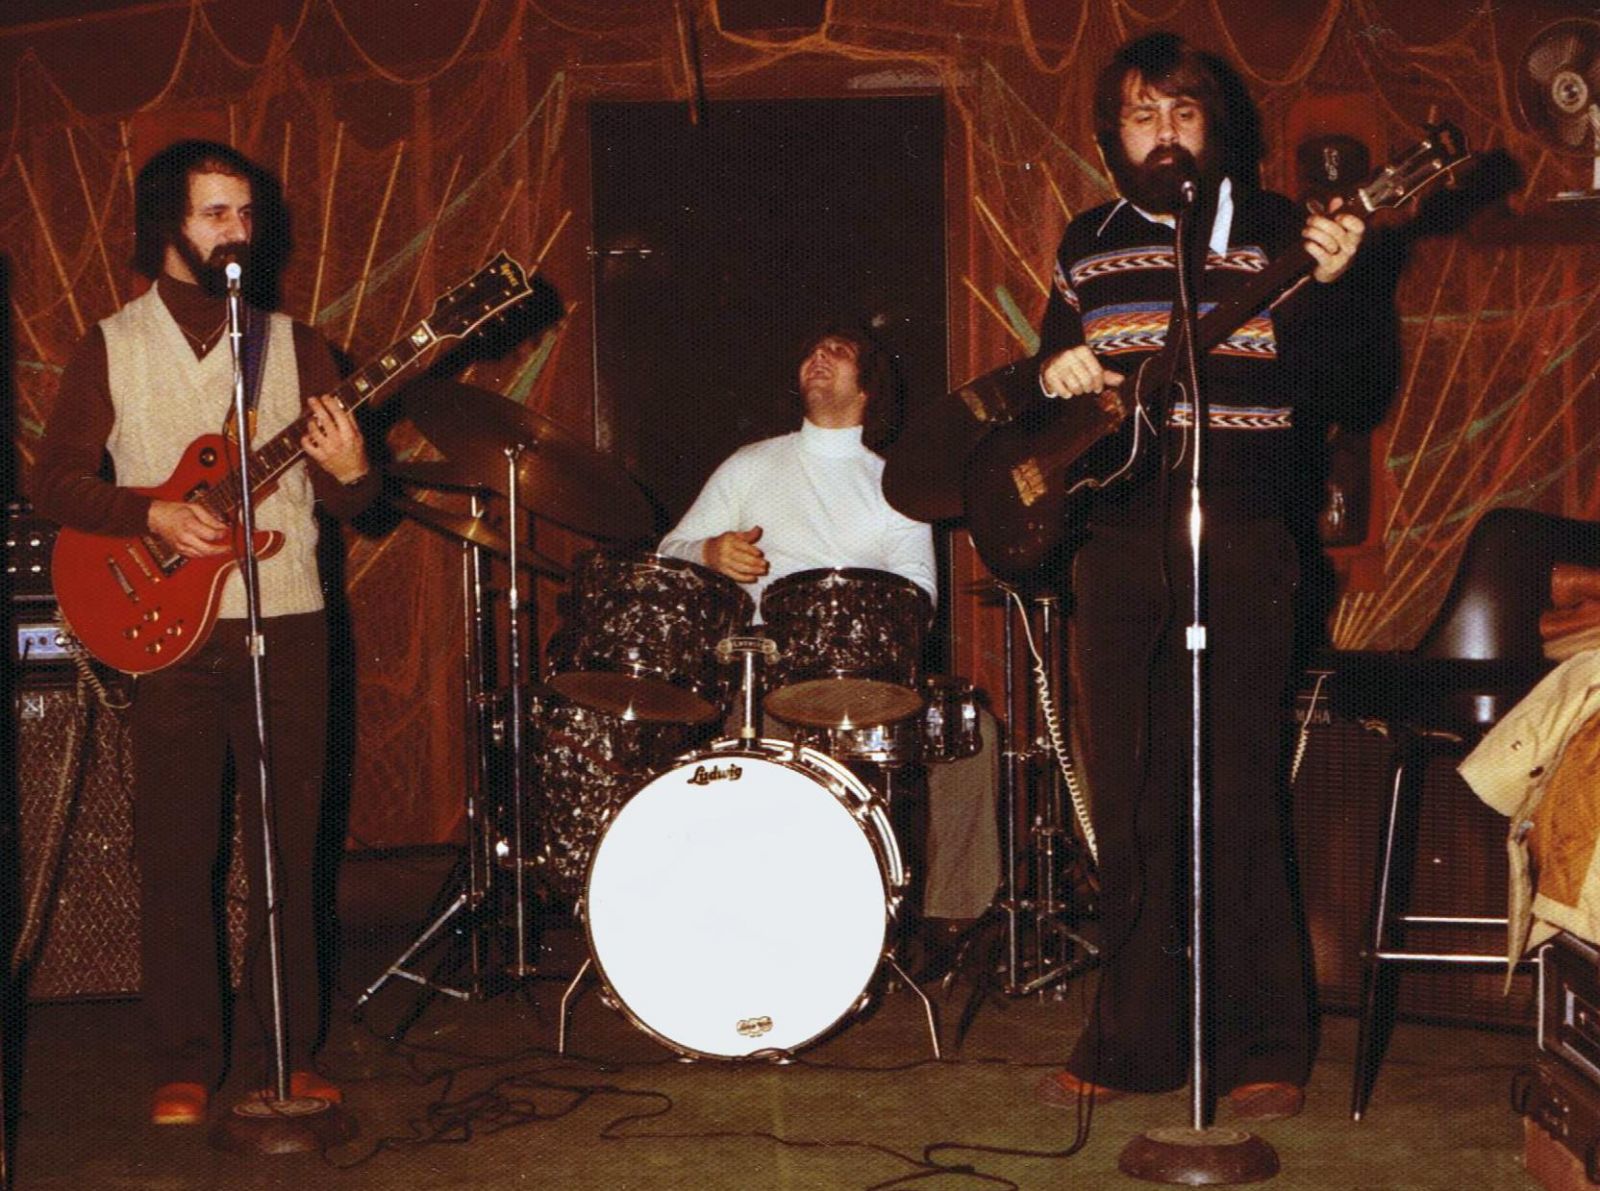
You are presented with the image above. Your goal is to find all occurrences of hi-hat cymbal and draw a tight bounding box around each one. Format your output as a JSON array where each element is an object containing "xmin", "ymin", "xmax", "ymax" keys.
[
  {"xmin": 390, "ymin": 493, "xmax": 568, "ymax": 578},
  {"xmin": 882, "ymin": 360, "xmax": 1034, "ymax": 524},
  {"xmin": 401, "ymin": 379, "xmax": 654, "ymax": 541}
]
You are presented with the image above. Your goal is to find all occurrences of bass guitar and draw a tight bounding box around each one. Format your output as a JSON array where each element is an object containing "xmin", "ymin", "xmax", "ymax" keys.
[
  {"xmin": 962, "ymin": 123, "xmax": 1470, "ymax": 586},
  {"xmin": 51, "ymin": 253, "xmax": 533, "ymax": 674}
]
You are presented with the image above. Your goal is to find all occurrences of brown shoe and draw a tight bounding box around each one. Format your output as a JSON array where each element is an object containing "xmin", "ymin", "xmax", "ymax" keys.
[
  {"xmin": 151, "ymin": 1081, "xmax": 209, "ymax": 1126},
  {"xmin": 1035, "ymin": 1069, "xmax": 1125, "ymax": 1107},
  {"xmin": 290, "ymin": 1069, "xmax": 342, "ymax": 1105},
  {"xmin": 1227, "ymin": 1081, "xmax": 1304, "ymax": 1121}
]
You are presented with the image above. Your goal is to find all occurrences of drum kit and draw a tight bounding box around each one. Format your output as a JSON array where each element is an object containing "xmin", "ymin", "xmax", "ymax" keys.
[{"xmin": 356, "ymin": 380, "xmax": 991, "ymax": 1062}]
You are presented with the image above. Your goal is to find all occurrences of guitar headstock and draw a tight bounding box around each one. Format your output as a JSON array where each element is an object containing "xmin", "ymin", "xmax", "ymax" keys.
[
  {"xmin": 424, "ymin": 251, "xmax": 533, "ymax": 342},
  {"xmin": 1356, "ymin": 122, "xmax": 1471, "ymax": 215}
]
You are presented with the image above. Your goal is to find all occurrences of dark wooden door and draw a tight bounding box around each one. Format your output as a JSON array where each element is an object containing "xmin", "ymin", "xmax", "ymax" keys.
[{"xmin": 588, "ymin": 96, "xmax": 947, "ymax": 536}]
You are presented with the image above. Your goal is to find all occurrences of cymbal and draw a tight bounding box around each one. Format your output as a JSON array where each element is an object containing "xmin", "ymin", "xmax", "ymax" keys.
[
  {"xmin": 390, "ymin": 494, "xmax": 568, "ymax": 578},
  {"xmin": 882, "ymin": 360, "xmax": 1033, "ymax": 524},
  {"xmin": 387, "ymin": 459, "xmax": 484, "ymax": 491},
  {"xmin": 401, "ymin": 379, "xmax": 654, "ymax": 541}
]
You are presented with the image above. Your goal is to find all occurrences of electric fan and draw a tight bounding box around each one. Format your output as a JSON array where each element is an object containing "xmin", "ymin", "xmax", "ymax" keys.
[{"xmin": 1517, "ymin": 18, "xmax": 1600, "ymax": 201}]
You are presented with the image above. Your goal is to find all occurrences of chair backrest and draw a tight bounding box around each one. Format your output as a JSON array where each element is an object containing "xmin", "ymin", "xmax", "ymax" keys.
[{"xmin": 1417, "ymin": 507, "xmax": 1600, "ymax": 661}]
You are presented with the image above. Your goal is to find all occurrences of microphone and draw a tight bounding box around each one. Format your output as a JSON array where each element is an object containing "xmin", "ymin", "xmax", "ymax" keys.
[
  {"xmin": 224, "ymin": 260, "xmax": 242, "ymax": 293},
  {"xmin": 1179, "ymin": 178, "xmax": 1197, "ymax": 207}
]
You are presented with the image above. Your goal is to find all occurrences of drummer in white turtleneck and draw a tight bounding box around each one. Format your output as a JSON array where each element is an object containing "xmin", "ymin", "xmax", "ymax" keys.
[{"xmin": 657, "ymin": 327, "xmax": 936, "ymax": 613}]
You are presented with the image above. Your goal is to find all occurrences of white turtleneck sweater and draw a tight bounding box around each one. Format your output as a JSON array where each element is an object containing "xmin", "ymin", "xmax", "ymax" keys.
[{"xmin": 658, "ymin": 419, "xmax": 936, "ymax": 613}]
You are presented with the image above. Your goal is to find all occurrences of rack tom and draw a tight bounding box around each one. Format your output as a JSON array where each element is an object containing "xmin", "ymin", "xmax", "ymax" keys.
[
  {"xmin": 549, "ymin": 551, "xmax": 753, "ymax": 724},
  {"xmin": 761, "ymin": 568, "xmax": 931, "ymax": 730}
]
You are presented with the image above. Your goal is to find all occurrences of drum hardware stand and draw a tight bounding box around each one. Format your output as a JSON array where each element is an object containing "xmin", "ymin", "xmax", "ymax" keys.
[
  {"xmin": 1018, "ymin": 592, "xmax": 1099, "ymax": 998},
  {"xmin": 355, "ymin": 509, "xmax": 500, "ymax": 1022},
  {"xmin": 499, "ymin": 443, "xmax": 541, "ymax": 980},
  {"xmin": 939, "ymin": 587, "xmax": 1098, "ymax": 1017},
  {"xmin": 717, "ymin": 634, "xmax": 777, "ymax": 740},
  {"xmin": 356, "ymin": 471, "xmax": 549, "ymax": 1029}
]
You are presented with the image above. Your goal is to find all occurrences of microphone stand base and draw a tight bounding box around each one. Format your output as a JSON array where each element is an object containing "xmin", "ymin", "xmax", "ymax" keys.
[
  {"xmin": 1118, "ymin": 1125, "xmax": 1278, "ymax": 1186},
  {"xmin": 209, "ymin": 1094, "xmax": 358, "ymax": 1156}
]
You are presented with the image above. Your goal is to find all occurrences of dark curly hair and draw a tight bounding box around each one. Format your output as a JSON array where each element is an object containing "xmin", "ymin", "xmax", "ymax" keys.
[{"xmin": 132, "ymin": 139, "xmax": 288, "ymax": 305}]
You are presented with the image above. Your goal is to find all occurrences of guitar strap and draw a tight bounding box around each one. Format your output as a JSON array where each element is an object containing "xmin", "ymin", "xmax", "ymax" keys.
[{"xmin": 241, "ymin": 303, "xmax": 270, "ymax": 420}]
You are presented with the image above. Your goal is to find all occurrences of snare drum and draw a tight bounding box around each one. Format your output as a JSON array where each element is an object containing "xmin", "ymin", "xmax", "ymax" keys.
[
  {"xmin": 920, "ymin": 676, "xmax": 983, "ymax": 763},
  {"xmin": 549, "ymin": 551, "xmax": 753, "ymax": 724},
  {"xmin": 525, "ymin": 686, "xmax": 705, "ymax": 899},
  {"xmin": 584, "ymin": 739, "xmax": 904, "ymax": 1059},
  {"xmin": 791, "ymin": 718, "xmax": 922, "ymax": 767},
  {"xmin": 760, "ymin": 568, "xmax": 931, "ymax": 729}
]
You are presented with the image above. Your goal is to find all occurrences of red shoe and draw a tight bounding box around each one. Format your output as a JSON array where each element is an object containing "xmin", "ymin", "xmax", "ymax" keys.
[
  {"xmin": 1035, "ymin": 1069, "xmax": 1125, "ymax": 1107},
  {"xmin": 1227, "ymin": 1081, "xmax": 1304, "ymax": 1121},
  {"xmin": 151, "ymin": 1081, "xmax": 209, "ymax": 1126},
  {"xmin": 254, "ymin": 1070, "xmax": 343, "ymax": 1106}
]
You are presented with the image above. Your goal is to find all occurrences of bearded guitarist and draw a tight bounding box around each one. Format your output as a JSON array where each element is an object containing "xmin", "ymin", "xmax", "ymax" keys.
[
  {"xmin": 1028, "ymin": 35, "xmax": 1393, "ymax": 1119},
  {"xmin": 30, "ymin": 140, "xmax": 375, "ymax": 1125}
]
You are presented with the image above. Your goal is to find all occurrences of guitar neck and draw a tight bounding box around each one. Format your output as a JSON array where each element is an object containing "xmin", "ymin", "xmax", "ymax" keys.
[
  {"xmin": 205, "ymin": 317, "xmax": 440, "ymax": 517},
  {"xmin": 1190, "ymin": 242, "xmax": 1316, "ymax": 358},
  {"xmin": 1164, "ymin": 178, "xmax": 1377, "ymax": 369}
]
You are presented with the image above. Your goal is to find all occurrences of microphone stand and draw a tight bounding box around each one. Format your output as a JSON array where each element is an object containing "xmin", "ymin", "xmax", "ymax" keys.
[
  {"xmin": 1118, "ymin": 182, "xmax": 1278, "ymax": 1184},
  {"xmin": 211, "ymin": 261, "xmax": 353, "ymax": 1154}
]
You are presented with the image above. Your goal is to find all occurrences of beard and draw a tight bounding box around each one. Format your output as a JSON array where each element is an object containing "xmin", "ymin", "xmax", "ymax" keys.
[
  {"xmin": 1114, "ymin": 143, "xmax": 1219, "ymax": 215},
  {"xmin": 174, "ymin": 234, "xmax": 250, "ymax": 298}
]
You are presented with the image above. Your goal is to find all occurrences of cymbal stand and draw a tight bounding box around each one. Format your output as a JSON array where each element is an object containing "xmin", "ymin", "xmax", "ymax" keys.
[
  {"xmin": 501, "ymin": 444, "xmax": 538, "ymax": 979},
  {"xmin": 355, "ymin": 494, "xmax": 500, "ymax": 1015}
]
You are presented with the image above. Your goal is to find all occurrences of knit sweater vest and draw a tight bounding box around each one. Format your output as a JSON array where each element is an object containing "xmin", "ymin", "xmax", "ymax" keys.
[{"xmin": 101, "ymin": 287, "xmax": 323, "ymax": 618}]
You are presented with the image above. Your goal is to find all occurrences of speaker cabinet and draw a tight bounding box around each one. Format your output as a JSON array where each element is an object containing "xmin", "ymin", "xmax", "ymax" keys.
[
  {"xmin": 1291, "ymin": 713, "xmax": 1536, "ymax": 1028},
  {"xmin": 14, "ymin": 683, "xmax": 248, "ymax": 1001},
  {"xmin": 15, "ymin": 684, "xmax": 140, "ymax": 999}
]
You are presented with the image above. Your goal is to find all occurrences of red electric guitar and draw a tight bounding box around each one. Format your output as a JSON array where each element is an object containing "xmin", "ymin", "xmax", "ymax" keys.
[
  {"xmin": 51, "ymin": 253, "xmax": 533, "ymax": 674},
  {"xmin": 962, "ymin": 123, "xmax": 1471, "ymax": 586}
]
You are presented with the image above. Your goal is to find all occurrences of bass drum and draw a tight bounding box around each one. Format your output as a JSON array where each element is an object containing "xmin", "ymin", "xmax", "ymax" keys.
[{"xmin": 584, "ymin": 739, "xmax": 904, "ymax": 1060}]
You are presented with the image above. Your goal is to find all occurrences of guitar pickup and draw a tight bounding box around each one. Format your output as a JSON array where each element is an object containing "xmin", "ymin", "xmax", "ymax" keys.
[
  {"xmin": 105, "ymin": 556, "xmax": 138, "ymax": 601},
  {"xmin": 1011, "ymin": 458, "xmax": 1046, "ymax": 507}
]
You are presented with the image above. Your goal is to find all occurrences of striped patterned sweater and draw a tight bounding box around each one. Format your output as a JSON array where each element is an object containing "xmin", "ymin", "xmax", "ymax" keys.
[{"xmin": 1034, "ymin": 186, "xmax": 1388, "ymax": 523}]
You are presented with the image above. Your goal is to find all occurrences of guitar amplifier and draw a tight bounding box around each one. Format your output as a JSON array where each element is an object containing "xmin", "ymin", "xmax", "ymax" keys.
[
  {"xmin": 4, "ymin": 499, "xmax": 56, "ymax": 603},
  {"xmin": 1516, "ymin": 1060, "xmax": 1600, "ymax": 1186},
  {"xmin": 5, "ymin": 500, "xmax": 74, "ymax": 678},
  {"xmin": 1540, "ymin": 934, "xmax": 1600, "ymax": 1088},
  {"xmin": 1510, "ymin": 934, "xmax": 1600, "ymax": 1187}
]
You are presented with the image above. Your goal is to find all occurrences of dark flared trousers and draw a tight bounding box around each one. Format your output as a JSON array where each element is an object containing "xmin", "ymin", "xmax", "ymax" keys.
[
  {"xmin": 128, "ymin": 610, "xmax": 329, "ymax": 1088},
  {"xmin": 1065, "ymin": 515, "xmax": 1313, "ymax": 1094}
]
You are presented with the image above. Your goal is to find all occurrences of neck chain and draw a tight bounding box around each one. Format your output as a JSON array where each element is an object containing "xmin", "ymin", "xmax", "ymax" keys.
[{"xmin": 179, "ymin": 315, "xmax": 229, "ymax": 357}]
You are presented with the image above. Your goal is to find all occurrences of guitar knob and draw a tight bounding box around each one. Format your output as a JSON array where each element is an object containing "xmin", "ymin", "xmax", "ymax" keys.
[
  {"xmin": 147, "ymin": 641, "xmax": 163, "ymax": 655},
  {"xmin": 125, "ymin": 627, "xmax": 140, "ymax": 639}
]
